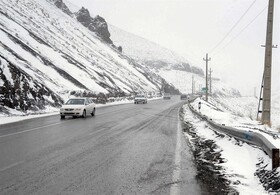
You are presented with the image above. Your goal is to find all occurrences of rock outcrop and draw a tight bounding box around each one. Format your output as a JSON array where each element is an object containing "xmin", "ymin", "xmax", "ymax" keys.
[
  {"xmin": 54, "ymin": 0, "xmax": 72, "ymax": 16},
  {"xmin": 76, "ymin": 7, "xmax": 113, "ymax": 44}
]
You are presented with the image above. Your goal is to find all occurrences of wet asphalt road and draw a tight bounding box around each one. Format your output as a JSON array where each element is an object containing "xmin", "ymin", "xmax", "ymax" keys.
[{"xmin": 0, "ymin": 96, "xmax": 202, "ymax": 195}]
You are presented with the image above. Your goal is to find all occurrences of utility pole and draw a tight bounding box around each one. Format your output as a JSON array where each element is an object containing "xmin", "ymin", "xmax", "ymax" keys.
[
  {"xmin": 262, "ymin": 0, "xmax": 275, "ymax": 126},
  {"xmin": 209, "ymin": 68, "xmax": 213, "ymax": 95},
  {"xmin": 203, "ymin": 53, "xmax": 211, "ymax": 102}
]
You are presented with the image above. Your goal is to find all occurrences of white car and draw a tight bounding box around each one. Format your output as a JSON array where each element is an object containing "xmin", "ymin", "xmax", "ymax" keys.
[
  {"xmin": 134, "ymin": 94, "xmax": 147, "ymax": 104},
  {"xmin": 60, "ymin": 97, "xmax": 96, "ymax": 119},
  {"xmin": 163, "ymin": 93, "xmax": 171, "ymax": 100}
]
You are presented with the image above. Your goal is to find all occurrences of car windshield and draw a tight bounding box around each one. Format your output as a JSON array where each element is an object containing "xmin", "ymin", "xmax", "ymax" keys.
[
  {"xmin": 65, "ymin": 99, "xmax": 85, "ymax": 105},
  {"xmin": 135, "ymin": 95, "xmax": 145, "ymax": 98}
]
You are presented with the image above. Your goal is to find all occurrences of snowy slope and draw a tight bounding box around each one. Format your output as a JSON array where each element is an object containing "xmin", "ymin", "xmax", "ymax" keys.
[
  {"xmin": 109, "ymin": 25, "xmax": 239, "ymax": 97},
  {"xmin": 109, "ymin": 25, "xmax": 204, "ymax": 75},
  {"xmin": 0, "ymin": 0, "xmax": 165, "ymax": 113},
  {"xmin": 109, "ymin": 24, "xmax": 186, "ymax": 64}
]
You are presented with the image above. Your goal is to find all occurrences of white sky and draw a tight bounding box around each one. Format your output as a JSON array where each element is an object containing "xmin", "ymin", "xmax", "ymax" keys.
[{"xmin": 65, "ymin": 0, "xmax": 280, "ymax": 95}]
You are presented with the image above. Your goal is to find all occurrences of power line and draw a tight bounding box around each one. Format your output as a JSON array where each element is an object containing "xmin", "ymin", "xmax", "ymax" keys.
[
  {"xmin": 209, "ymin": 0, "xmax": 257, "ymax": 54},
  {"xmin": 213, "ymin": 6, "xmax": 267, "ymax": 57}
]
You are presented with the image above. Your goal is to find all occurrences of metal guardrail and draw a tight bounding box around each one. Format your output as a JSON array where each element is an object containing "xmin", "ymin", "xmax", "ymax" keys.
[{"xmin": 187, "ymin": 101, "xmax": 280, "ymax": 169}]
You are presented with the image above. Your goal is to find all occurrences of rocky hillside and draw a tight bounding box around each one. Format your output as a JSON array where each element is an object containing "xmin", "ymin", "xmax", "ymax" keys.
[
  {"xmin": 53, "ymin": 0, "xmax": 112, "ymax": 44},
  {"xmin": 0, "ymin": 0, "xmax": 178, "ymax": 114},
  {"xmin": 109, "ymin": 25, "xmax": 204, "ymax": 76}
]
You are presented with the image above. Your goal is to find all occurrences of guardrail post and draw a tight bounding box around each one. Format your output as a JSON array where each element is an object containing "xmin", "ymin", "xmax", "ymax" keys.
[{"xmin": 272, "ymin": 148, "xmax": 279, "ymax": 169}]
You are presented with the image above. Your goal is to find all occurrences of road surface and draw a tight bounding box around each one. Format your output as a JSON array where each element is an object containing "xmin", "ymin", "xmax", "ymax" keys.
[{"xmin": 0, "ymin": 96, "xmax": 202, "ymax": 194}]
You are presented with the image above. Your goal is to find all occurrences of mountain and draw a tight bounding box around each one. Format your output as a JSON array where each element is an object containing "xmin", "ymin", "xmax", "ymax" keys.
[
  {"xmin": 109, "ymin": 25, "xmax": 240, "ymax": 97},
  {"xmin": 0, "ymin": 0, "xmax": 177, "ymax": 114},
  {"xmin": 109, "ymin": 25, "xmax": 186, "ymax": 65},
  {"xmin": 75, "ymin": 7, "xmax": 113, "ymax": 44},
  {"xmin": 0, "ymin": 0, "xmax": 240, "ymax": 116},
  {"xmin": 109, "ymin": 25, "xmax": 203, "ymax": 76}
]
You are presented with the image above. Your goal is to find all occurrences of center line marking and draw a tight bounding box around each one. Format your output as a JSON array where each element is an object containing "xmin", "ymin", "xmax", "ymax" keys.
[{"xmin": 0, "ymin": 122, "xmax": 62, "ymax": 139}]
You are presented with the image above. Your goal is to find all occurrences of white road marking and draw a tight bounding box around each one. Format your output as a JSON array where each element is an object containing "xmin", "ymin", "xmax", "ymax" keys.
[
  {"xmin": 170, "ymin": 115, "xmax": 182, "ymax": 195},
  {"xmin": 0, "ymin": 160, "xmax": 24, "ymax": 173},
  {"xmin": 0, "ymin": 122, "xmax": 62, "ymax": 139}
]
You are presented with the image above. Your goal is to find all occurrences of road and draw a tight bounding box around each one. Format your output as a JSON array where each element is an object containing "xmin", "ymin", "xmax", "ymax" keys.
[{"xmin": 0, "ymin": 96, "xmax": 202, "ymax": 195}]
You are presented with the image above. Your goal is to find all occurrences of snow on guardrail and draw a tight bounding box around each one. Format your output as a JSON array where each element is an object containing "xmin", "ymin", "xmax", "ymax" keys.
[{"xmin": 187, "ymin": 100, "xmax": 280, "ymax": 169}]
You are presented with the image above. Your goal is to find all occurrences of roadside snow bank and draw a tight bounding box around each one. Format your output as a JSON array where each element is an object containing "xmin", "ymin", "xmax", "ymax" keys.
[
  {"xmin": 182, "ymin": 105, "xmax": 269, "ymax": 194},
  {"xmin": 184, "ymin": 96, "xmax": 280, "ymax": 194},
  {"xmin": 191, "ymin": 97, "xmax": 280, "ymax": 149},
  {"xmin": 0, "ymin": 96, "xmax": 162, "ymax": 125}
]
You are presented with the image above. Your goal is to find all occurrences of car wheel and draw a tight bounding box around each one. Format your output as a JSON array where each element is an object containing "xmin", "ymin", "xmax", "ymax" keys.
[
  {"xmin": 60, "ymin": 115, "xmax": 65, "ymax": 119},
  {"xmin": 91, "ymin": 108, "xmax": 95, "ymax": 116},
  {"xmin": 82, "ymin": 110, "xmax": 86, "ymax": 118}
]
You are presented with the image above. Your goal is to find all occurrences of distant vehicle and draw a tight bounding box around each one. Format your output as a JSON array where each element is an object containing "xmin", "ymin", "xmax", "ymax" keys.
[
  {"xmin": 180, "ymin": 94, "xmax": 187, "ymax": 100},
  {"xmin": 134, "ymin": 94, "xmax": 147, "ymax": 104},
  {"xmin": 163, "ymin": 93, "xmax": 171, "ymax": 100},
  {"xmin": 60, "ymin": 97, "xmax": 96, "ymax": 119}
]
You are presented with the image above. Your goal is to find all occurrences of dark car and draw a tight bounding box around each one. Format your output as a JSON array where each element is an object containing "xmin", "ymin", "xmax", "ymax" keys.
[{"xmin": 180, "ymin": 94, "xmax": 187, "ymax": 100}]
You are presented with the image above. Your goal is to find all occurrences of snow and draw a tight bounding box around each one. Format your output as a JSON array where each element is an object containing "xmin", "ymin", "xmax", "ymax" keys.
[
  {"xmin": 184, "ymin": 96, "xmax": 280, "ymax": 194},
  {"xmin": 183, "ymin": 104, "xmax": 271, "ymax": 194},
  {"xmin": 0, "ymin": 96, "xmax": 162, "ymax": 125},
  {"xmin": 0, "ymin": 0, "xmax": 159, "ymax": 102},
  {"xmin": 109, "ymin": 24, "xmax": 187, "ymax": 64},
  {"xmin": 0, "ymin": 57, "xmax": 13, "ymax": 85},
  {"xmin": 1, "ymin": 0, "xmax": 280, "ymax": 193},
  {"xmin": 190, "ymin": 97, "xmax": 280, "ymax": 148},
  {"xmin": 0, "ymin": 111, "xmax": 59, "ymax": 124}
]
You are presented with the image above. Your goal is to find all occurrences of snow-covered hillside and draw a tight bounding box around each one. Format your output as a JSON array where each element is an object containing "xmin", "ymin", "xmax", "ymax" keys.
[
  {"xmin": 109, "ymin": 25, "xmax": 240, "ymax": 97},
  {"xmin": 109, "ymin": 25, "xmax": 186, "ymax": 64},
  {"xmin": 0, "ymin": 0, "xmax": 170, "ymax": 114},
  {"xmin": 109, "ymin": 25, "xmax": 204, "ymax": 76},
  {"xmin": 0, "ymin": 0, "xmax": 242, "ymax": 117}
]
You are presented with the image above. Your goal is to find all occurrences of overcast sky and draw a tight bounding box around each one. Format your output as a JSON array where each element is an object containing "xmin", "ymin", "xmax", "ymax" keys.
[{"xmin": 65, "ymin": 0, "xmax": 279, "ymax": 95}]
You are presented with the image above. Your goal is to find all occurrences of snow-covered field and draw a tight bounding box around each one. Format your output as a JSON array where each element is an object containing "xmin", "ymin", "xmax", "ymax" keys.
[{"xmin": 183, "ymin": 96, "xmax": 280, "ymax": 194}]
